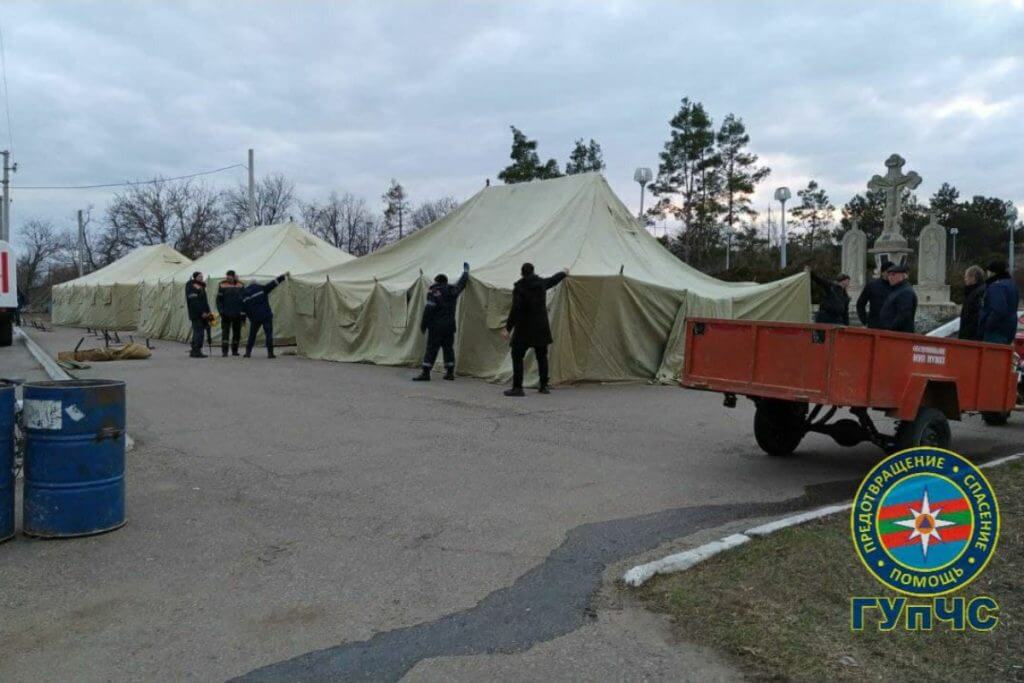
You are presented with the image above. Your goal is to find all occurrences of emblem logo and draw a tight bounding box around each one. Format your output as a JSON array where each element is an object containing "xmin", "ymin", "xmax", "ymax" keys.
[{"xmin": 850, "ymin": 447, "xmax": 999, "ymax": 597}]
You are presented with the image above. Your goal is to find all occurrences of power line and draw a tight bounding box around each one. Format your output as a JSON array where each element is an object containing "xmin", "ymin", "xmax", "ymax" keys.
[
  {"xmin": 13, "ymin": 163, "xmax": 247, "ymax": 190},
  {"xmin": 0, "ymin": 21, "xmax": 12, "ymax": 152}
]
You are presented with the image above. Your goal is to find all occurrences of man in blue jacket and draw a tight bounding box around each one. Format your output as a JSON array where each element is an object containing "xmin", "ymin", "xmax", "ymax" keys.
[
  {"xmin": 978, "ymin": 260, "xmax": 1020, "ymax": 344},
  {"xmin": 241, "ymin": 272, "xmax": 288, "ymax": 358},
  {"xmin": 412, "ymin": 262, "xmax": 470, "ymax": 382},
  {"xmin": 878, "ymin": 263, "xmax": 917, "ymax": 333}
]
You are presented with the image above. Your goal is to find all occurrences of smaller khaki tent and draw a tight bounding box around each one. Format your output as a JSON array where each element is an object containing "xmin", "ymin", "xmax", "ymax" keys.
[
  {"xmin": 52, "ymin": 244, "xmax": 191, "ymax": 330},
  {"xmin": 137, "ymin": 222, "xmax": 353, "ymax": 344}
]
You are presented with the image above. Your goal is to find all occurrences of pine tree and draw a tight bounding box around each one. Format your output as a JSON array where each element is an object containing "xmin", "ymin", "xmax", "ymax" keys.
[
  {"xmin": 716, "ymin": 114, "xmax": 769, "ymax": 243},
  {"xmin": 791, "ymin": 180, "xmax": 834, "ymax": 253},
  {"xmin": 648, "ymin": 98, "xmax": 719, "ymax": 261},
  {"xmin": 497, "ymin": 126, "xmax": 562, "ymax": 184},
  {"xmin": 566, "ymin": 138, "xmax": 605, "ymax": 174},
  {"xmin": 382, "ymin": 179, "xmax": 409, "ymax": 239}
]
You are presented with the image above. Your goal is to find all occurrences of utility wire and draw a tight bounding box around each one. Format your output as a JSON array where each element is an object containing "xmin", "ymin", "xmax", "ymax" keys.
[
  {"xmin": 13, "ymin": 163, "xmax": 247, "ymax": 190},
  {"xmin": 0, "ymin": 21, "xmax": 12, "ymax": 151}
]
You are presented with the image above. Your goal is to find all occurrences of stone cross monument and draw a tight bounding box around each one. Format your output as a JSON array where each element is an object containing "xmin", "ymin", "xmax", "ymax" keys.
[
  {"xmin": 916, "ymin": 211, "xmax": 951, "ymax": 305},
  {"xmin": 867, "ymin": 153, "xmax": 921, "ymax": 271}
]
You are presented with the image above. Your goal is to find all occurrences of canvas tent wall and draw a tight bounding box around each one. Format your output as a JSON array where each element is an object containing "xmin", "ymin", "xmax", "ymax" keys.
[
  {"xmin": 289, "ymin": 173, "xmax": 810, "ymax": 384},
  {"xmin": 52, "ymin": 244, "xmax": 191, "ymax": 330},
  {"xmin": 137, "ymin": 222, "xmax": 353, "ymax": 344}
]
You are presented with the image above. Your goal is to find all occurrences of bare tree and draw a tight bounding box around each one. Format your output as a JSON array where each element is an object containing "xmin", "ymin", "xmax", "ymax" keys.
[
  {"xmin": 302, "ymin": 192, "xmax": 374, "ymax": 254},
  {"xmin": 14, "ymin": 219, "xmax": 71, "ymax": 291},
  {"xmin": 410, "ymin": 196, "xmax": 459, "ymax": 231},
  {"xmin": 106, "ymin": 178, "xmax": 224, "ymax": 259},
  {"xmin": 220, "ymin": 173, "xmax": 296, "ymax": 238}
]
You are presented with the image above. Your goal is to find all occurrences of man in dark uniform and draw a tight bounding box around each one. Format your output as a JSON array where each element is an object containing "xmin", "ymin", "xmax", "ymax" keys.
[
  {"xmin": 412, "ymin": 262, "xmax": 470, "ymax": 382},
  {"xmin": 241, "ymin": 272, "xmax": 288, "ymax": 358},
  {"xmin": 979, "ymin": 260, "xmax": 1021, "ymax": 344},
  {"xmin": 856, "ymin": 261, "xmax": 893, "ymax": 328},
  {"xmin": 185, "ymin": 271, "xmax": 213, "ymax": 358},
  {"xmin": 806, "ymin": 267, "xmax": 851, "ymax": 324},
  {"xmin": 878, "ymin": 263, "xmax": 917, "ymax": 333},
  {"xmin": 502, "ymin": 263, "xmax": 569, "ymax": 397},
  {"xmin": 216, "ymin": 269, "xmax": 245, "ymax": 357},
  {"xmin": 958, "ymin": 265, "xmax": 986, "ymax": 341}
]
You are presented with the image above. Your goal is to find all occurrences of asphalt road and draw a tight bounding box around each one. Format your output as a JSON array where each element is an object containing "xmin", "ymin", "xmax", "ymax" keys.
[{"xmin": 2, "ymin": 326, "xmax": 1021, "ymax": 681}]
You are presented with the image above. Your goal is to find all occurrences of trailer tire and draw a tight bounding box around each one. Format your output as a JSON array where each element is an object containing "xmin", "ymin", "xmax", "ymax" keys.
[
  {"xmin": 981, "ymin": 411, "xmax": 1011, "ymax": 426},
  {"xmin": 895, "ymin": 407, "xmax": 951, "ymax": 451},
  {"xmin": 754, "ymin": 400, "xmax": 807, "ymax": 457}
]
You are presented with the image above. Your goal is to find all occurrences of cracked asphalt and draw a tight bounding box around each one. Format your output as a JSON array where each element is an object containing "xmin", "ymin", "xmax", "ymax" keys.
[{"xmin": 2, "ymin": 326, "xmax": 1021, "ymax": 681}]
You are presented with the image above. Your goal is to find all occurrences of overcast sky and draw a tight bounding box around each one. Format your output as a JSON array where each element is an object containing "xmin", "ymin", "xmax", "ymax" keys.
[{"xmin": 2, "ymin": 0, "xmax": 1022, "ymax": 240}]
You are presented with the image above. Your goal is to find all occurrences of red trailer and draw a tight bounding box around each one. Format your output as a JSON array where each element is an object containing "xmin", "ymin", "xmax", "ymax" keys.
[{"xmin": 680, "ymin": 318, "xmax": 1019, "ymax": 455}]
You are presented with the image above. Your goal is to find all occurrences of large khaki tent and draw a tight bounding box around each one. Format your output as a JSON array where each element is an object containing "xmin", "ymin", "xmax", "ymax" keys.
[
  {"xmin": 52, "ymin": 243, "xmax": 191, "ymax": 330},
  {"xmin": 138, "ymin": 222, "xmax": 353, "ymax": 344},
  {"xmin": 289, "ymin": 173, "xmax": 810, "ymax": 384}
]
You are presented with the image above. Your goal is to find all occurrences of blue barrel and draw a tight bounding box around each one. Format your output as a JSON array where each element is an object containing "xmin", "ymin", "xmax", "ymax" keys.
[
  {"xmin": 0, "ymin": 382, "xmax": 14, "ymax": 543},
  {"xmin": 23, "ymin": 379, "xmax": 126, "ymax": 538}
]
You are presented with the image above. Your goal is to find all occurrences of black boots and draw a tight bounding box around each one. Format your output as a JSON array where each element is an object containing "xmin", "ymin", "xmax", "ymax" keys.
[
  {"xmin": 190, "ymin": 350, "xmax": 207, "ymax": 358},
  {"xmin": 222, "ymin": 345, "xmax": 229, "ymax": 357},
  {"xmin": 503, "ymin": 387, "xmax": 525, "ymax": 397},
  {"xmin": 538, "ymin": 385, "xmax": 550, "ymax": 394},
  {"xmin": 412, "ymin": 368, "xmax": 431, "ymax": 382},
  {"xmin": 443, "ymin": 367, "xmax": 455, "ymax": 381}
]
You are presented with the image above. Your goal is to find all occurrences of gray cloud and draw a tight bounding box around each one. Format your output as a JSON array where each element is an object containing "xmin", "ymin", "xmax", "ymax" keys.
[{"xmin": 3, "ymin": 0, "xmax": 1022, "ymax": 241}]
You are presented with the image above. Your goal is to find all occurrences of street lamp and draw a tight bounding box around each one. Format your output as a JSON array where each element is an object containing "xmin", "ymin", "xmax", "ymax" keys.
[
  {"xmin": 634, "ymin": 167, "xmax": 652, "ymax": 221},
  {"xmin": 1006, "ymin": 204, "xmax": 1018, "ymax": 271},
  {"xmin": 774, "ymin": 186, "xmax": 791, "ymax": 269},
  {"xmin": 950, "ymin": 227, "xmax": 959, "ymax": 264}
]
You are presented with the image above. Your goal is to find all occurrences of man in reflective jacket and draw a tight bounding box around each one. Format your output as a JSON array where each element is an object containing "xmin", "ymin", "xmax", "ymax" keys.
[
  {"xmin": 412, "ymin": 262, "xmax": 470, "ymax": 382},
  {"xmin": 216, "ymin": 269, "xmax": 245, "ymax": 357},
  {"xmin": 241, "ymin": 272, "xmax": 288, "ymax": 358}
]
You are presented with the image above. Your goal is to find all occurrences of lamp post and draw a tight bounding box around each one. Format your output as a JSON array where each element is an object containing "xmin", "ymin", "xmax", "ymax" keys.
[
  {"xmin": 774, "ymin": 186, "xmax": 791, "ymax": 269},
  {"xmin": 950, "ymin": 227, "xmax": 959, "ymax": 265},
  {"xmin": 634, "ymin": 167, "xmax": 652, "ymax": 221},
  {"xmin": 1007, "ymin": 205, "xmax": 1018, "ymax": 271}
]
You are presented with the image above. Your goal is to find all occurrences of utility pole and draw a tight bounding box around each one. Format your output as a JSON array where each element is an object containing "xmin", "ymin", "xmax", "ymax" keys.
[
  {"xmin": 248, "ymin": 148, "xmax": 256, "ymax": 229},
  {"xmin": 1, "ymin": 150, "xmax": 13, "ymax": 242},
  {"xmin": 77, "ymin": 210, "xmax": 85, "ymax": 276}
]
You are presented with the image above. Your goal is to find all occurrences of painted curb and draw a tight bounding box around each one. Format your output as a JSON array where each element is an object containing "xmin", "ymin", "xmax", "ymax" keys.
[
  {"xmin": 15, "ymin": 327, "xmax": 135, "ymax": 452},
  {"xmin": 623, "ymin": 452, "xmax": 1023, "ymax": 587}
]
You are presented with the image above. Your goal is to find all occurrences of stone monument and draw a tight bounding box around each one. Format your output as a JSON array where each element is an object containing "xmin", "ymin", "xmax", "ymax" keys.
[
  {"xmin": 841, "ymin": 218, "xmax": 868, "ymax": 302},
  {"xmin": 916, "ymin": 211, "xmax": 950, "ymax": 305},
  {"xmin": 867, "ymin": 153, "xmax": 920, "ymax": 272}
]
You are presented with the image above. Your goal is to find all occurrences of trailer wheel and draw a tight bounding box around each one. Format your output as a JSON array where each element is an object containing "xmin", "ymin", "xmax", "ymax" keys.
[
  {"xmin": 981, "ymin": 411, "xmax": 1011, "ymax": 426},
  {"xmin": 754, "ymin": 400, "xmax": 807, "ymax": 457},
  {"xmin": 895, "ymin": 407, "xmax": 951, "ymax": 451}
]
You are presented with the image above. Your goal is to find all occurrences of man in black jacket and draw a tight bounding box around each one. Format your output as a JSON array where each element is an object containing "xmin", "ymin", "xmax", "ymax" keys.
[
  {"xmin": 502, "ymin": 263, "xmax": 569, "ymax": 397},
  {"xmin": 806, "ymin": 267, "xmax": 851, "ymax": 325},
  {"xmin": 856, "ymin": 261, "xmax": 893, "ymax": 328},
  {"xmin": 413, "ymin": 262, "xmax": 470, "ymax": 382},
  {"xmin": 958, "ymin": 265, "xmax": 986, "ymax": 341},
  {"xmin": 185, "ymin": 271, "xmax": 213, "ymax": 358},
  {"xmin": 216, "ymin": 269, "xmax": 246, "ymax": 357},
  {"xmin": 878, "ymin": 264, "xmax": 917, "ymax": 333},
  {"xmin": 241, "ymin": 272, "xmax": 288, "ymax": 358}
]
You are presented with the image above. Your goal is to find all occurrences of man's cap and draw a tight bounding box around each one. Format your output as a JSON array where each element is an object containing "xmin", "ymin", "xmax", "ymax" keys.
[
  {"xmin": 986, "ymin": 260, "xmax": 1008, "ymax": 274},
  {"xmin": 226, "ymin": 269, "xmax": 236, "ymax": 277},
  {"xmin": 888, "ymin": 263, "xmax": 909, "ymax": 274},
  {"xmin": 880, "ymin": 261, "xmax": 894, "ymax": 273},
  {"xmin": 434, "ymin": 273, "xmax": 448, "ymax": 284},
  {"xmin": 837, "ymin": 273, "xmax": 851, "ymax": 281}
]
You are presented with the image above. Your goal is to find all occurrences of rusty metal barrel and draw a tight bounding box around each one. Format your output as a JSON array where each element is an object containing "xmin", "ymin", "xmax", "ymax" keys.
[
  {"xmin": 22, "ymin": 379, "xmax": 126, "ymax": 538},
  {"xmin": 0, "ymin": 381, "xmax": 14, "ymax": 542}
]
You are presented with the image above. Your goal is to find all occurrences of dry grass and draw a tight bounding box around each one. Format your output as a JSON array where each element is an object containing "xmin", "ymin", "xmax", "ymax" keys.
[{"xmin": 638, "ymin": 462, "xmax": 1024, "ymax": 682}]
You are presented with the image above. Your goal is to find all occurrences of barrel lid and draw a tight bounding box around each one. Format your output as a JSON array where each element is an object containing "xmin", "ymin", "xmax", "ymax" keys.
[{"xmin": 24, "ymin": 379, "xmax": 126, "ymax": 389}]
